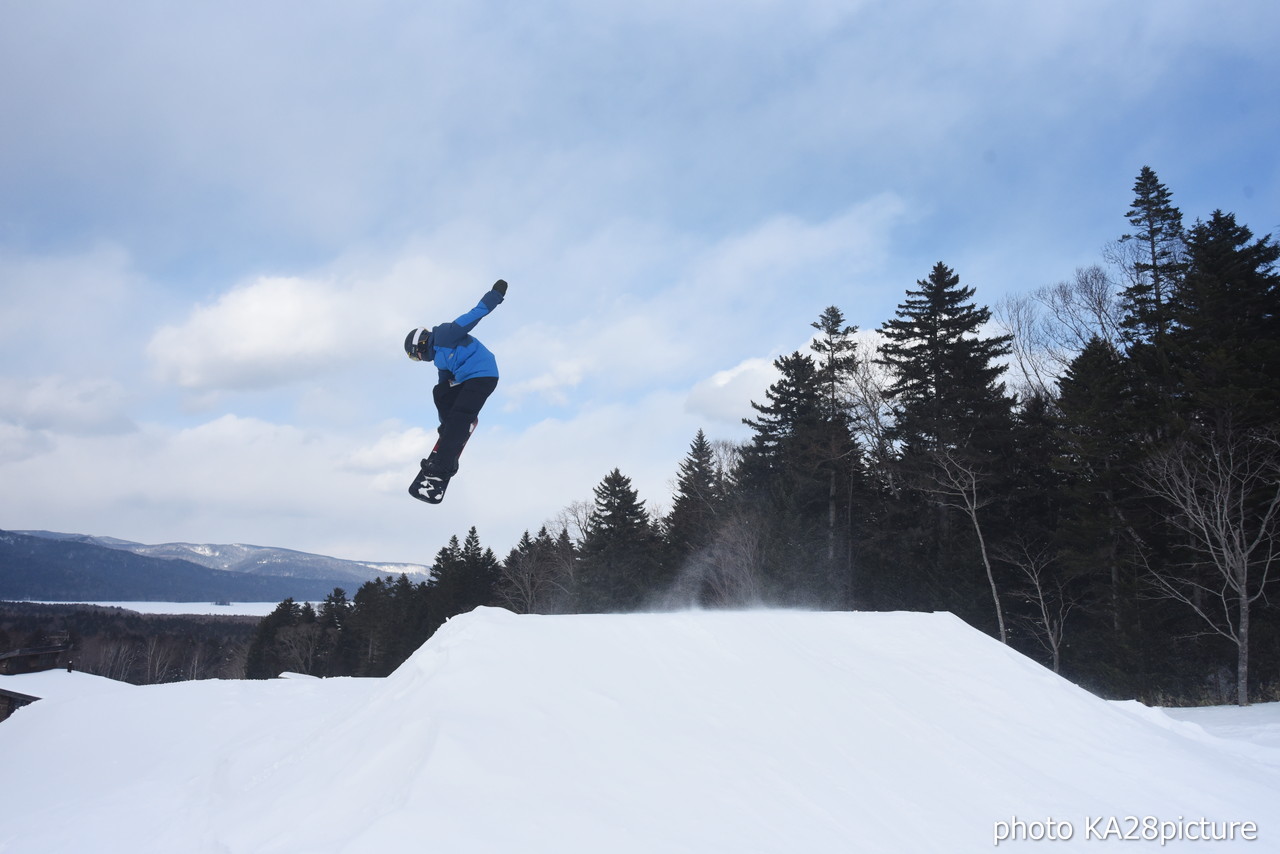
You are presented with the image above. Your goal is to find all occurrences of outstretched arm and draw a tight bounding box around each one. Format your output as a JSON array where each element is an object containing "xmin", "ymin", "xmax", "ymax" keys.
[{"xmin": 454, "ymin": 280, "xmax": 508, "ymax": 333}]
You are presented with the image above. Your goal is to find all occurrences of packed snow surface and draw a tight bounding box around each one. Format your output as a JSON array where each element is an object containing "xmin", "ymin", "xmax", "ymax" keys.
[{"xmin": 2, "ymin": 608, "xmax": 1278, "ymax": 853}]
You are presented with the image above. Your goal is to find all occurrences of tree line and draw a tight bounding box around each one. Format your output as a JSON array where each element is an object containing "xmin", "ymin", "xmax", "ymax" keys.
[
  {"xmin": 1, "ymin": 602, "xmax": 256, "ymax": 684},
  {"xmin": 246, "ymin": 530, "xmax": 500, "ymax": 678},
  {"xmin": 253, "ymin": 167, "xmax": 1279, "ymax": 705}
]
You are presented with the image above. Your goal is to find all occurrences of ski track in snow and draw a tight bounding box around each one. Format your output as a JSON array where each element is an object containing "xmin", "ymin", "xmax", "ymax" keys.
[{"xmin": 1, "ymin": 608, "xmax": 1278, "ymax": 853}]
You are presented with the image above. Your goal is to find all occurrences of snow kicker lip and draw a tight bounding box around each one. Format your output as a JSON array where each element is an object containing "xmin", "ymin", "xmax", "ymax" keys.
[{"xmin": 2, "ymin": 608, "xmax": 1278, "ymax": 854}]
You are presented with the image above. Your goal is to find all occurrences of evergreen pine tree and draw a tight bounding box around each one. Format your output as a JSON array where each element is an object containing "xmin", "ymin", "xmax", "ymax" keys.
[
  {"xmin": 1052, "ymin": 337, "xmax": 1163, "ymax": 692},
  {"xmin": 318, "ymin": 587, "xmax": 357, "ymax": 676},
  {"xmin": 735, "ymin": 349, "xmax": 852, "ymax": 601},
  {"xmin": 348, "ymin": 577, "xmax": 391, "ymax": 675},
  {"xmin": 874, "ymin": 262, "xmax": 1015, "ymax": 631},
  {"xmin": 426, "ymin": 531, "xmax": 498, "ymax": 635},
  {"xmin": 810, "ymin": 306, "xmax": 859, "ymax": 421},
  {"xmin": 318, "ymin": 588, "xmax": 351, "ymax": 628},
  {"xmin": 576, "ymin": 469, "xmax": 666, "ymax": 612},
  {"xmin": 460, "ymin": 528, "xmax": 502, "ymax": 611},
  {"xmin": 808, "ymin": 306, "xmax": 865, "ymax": 582},
  {"xmin": 384, "ymin": 572, "xmax": 430, "ymax": 671},
  {"xmin": 877, "ymin": 262, "xmax": 1014, "ymax": 455},
  {"xmin": 1117, "ymin": 166, "xmax": 1185, "ymax": 350},
  {"xmin": 737, "ymin": 351, "xmax": 824, "ymax": 498},
  {"xmin": 1169, "ymin": 210, "xmax": 1280, "ymax": 430},
  {"xmin": 665, "ymin": 429, "xmax": 725, "ymax": 566},
  {"xmin": 244, "ymin": 598, "xmax": 302, "ymax": 679}
]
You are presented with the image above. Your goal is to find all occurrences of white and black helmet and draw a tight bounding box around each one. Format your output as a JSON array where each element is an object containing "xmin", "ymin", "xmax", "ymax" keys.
[{"xmin": 404, "ymin": 327, "xmax": 433, "ymax": 361}]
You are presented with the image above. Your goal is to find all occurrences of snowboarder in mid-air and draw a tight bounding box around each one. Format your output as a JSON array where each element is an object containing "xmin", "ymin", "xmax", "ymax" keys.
[{"xmin": 404, "ymin": 279, "xmax": 507, "ymax": 503}]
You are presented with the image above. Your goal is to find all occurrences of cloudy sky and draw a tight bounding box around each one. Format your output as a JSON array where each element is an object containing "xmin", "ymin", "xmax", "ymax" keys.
[{"xmin": 2, "ymin": 1, "xmax": 1277, "ymax": 566}]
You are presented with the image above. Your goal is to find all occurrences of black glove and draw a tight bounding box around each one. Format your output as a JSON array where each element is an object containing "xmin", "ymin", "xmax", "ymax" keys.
[{"xmin": 493, "ymin": 279, "xmax": 508, "ymax": 296}]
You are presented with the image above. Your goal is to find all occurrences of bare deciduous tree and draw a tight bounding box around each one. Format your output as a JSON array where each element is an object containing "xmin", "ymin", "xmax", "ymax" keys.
[
  {"xmin": 919, "ymin": 447, "xmax": 1008, "ymax": 644},
  {"xmin": 662, "ymin": 509, "xmax": 767, "ymax": 609},
  {"xmin": 553, "ymin": 500, "xmax": 594, "ymax": 546},
  {"xmin": 1137, "ymin": 428, "xmax": 1280, "ymax": 705},
  {"xmin": 1040, "ymin": 265, "xmax": 1122, "ymax": 353},
  {"xmin": 83, "ymin": 638, "xmax": 138, "ymax": 682},
  {"xmin": 996, "ymin": 292, "xmax": 1058, "ymax": 400},
  {"xmin": 997, "ymin": 537, "xmax": 1078, "ymax": 673},
  {"xmin": 276, "ymin": 623, "xmax": 325, "ymax": 675},
  {"xmin": 845, "ymin": 334, "xmax": 895, "ymax": 478},
  {"xmin": 709, "ymin": 439, "xmax": 744, "ymax": 488},
  {"xmin": 185, "ymin": 641, "xmax": 207, "ymax": 681},
  {"xmin": 143, "ymin": 636, "xmax": 179, "ymax": 684},
  {"xmin": 995, "ymin": 265, "xmax": 1123, "ymax": 399},
  {"xmin": 498, "ymin": 544, "xmax": 573, "ymax": 615},
  {"xmin": 701, "ymin": 510, "xmax": 767, "ymax": 607}
]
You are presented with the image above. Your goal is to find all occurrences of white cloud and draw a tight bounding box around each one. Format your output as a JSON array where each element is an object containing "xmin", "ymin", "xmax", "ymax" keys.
[
  {"xmin": 0, "ymin": 414, "xmax": 401, "ymax": 556},
  {"xmin": 0, "ymin": 383, "xmax": 706, "ymax": 562},
  {"xmin": 344, "ymin": 425, "xmax": 437, "ymax": 474},
  {"xmin": 143, "ymin": 250, "xmax": 508, "ymax": 399},
  {"xmin": 685, "ymin": 357, "xmax": 779, "ymax": 431},
  {"xmin": 0, "ymin": 422, "xmax": 53, "ymax": 465},
  {"xmin": 0, "ymin": 375, "xmax": 134, "ymax": 435},
  {"xmin": 502, "ymin": 353, "xmax": 588, "ymax": 407},
  {"xmin": 147, "ymin": 276, "xmax": 359, "ymax": 391}
]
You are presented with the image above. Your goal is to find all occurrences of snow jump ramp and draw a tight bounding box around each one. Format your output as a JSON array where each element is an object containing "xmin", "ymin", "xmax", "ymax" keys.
[{"xmin": 1, "ymin": 607, "xmax": 1278, "ymax": 853}]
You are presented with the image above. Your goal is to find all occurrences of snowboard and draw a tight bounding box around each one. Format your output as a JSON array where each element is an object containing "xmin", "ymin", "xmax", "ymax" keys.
[{"xmin": 408, "ymin": 418, "xmax": 477, "ymax": 505}]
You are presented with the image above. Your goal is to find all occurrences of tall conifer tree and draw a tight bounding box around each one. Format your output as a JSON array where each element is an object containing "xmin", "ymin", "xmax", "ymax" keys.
[
  {"xmin": 666, "ymin": 429, "xmax": 724, "ymax": 565},
  {"xmin": 1118, "ymin": 166, "xmax": 1185, "ymax": 350},
  {"xmin": 810, "ymin": 306, "xmax": 859, "ymax": 420},
  {"xmin": 737, "ymin": 352, "xmax": 826, "ymax": 523},
  {"xmin": 1053, "ymin": 336, "xmax": 1157, "ymax": 689},
  {"xmin": 424, "ymin": 531, "xmax": 498, "ymax": 641},
  {"xmin": 877, "ymin": 262, "xmax": 1014, "ymax": 455},
  {"xmin": 576, "ymin": 469, "xmax": 665, "ymax": 612},
  {"xmin": 738, "ymin": 352, "xmax": 824, "ymax": 489},
  {"xmin": 874, "ymin": 262, "xmax": 1015, "ymax": 630},
  {"xmin": 1169, "ymin": 210, "xmax": 1280, "ymax": 429},
  {"xmin": 809, "ymin": 306, "xmax": 864, "ymax": 575}
]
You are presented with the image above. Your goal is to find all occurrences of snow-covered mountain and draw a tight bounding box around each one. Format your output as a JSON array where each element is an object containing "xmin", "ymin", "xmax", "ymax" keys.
[
  {"xmin": 16, "ymin": 530, "xmax": 429, "ymax": 584},
  {"xmin": 1, "ymin": 529, "xmax": 353, "ymax": 602},
  {"xmin": 1, "ymin": 607, "xmax": 1277, "ymax": 853}
]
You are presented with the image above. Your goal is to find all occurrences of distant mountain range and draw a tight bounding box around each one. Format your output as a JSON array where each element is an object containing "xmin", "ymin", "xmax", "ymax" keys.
[{"xmin": 0, "ymin": 530, "xmax": 431, "ymax": 603}]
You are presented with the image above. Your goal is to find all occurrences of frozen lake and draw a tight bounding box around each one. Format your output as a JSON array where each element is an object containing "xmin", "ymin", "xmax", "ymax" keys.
[{"xmin": 17, "ymin": 601, "xmax": 290, "ymax": 617}]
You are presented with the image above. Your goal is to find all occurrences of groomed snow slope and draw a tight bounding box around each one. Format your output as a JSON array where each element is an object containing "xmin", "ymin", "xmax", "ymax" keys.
[{"xmin": 2, "ymin": 608, "xmax": 1278, "ymax": 853}]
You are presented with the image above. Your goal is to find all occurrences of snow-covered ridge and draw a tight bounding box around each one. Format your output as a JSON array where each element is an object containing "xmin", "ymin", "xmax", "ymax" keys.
[
  {"xmin": 16, "ymin": 530, "xmax": 430, "ymax": 583},
  {"xmin": 1, "ymin": 608, "xmax": 1277, "ymax": 853}
]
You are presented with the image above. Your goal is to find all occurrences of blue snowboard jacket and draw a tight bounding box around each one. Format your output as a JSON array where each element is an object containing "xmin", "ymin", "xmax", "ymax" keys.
[{"xmin": 429, "ymin": 289, "xmax": 503, "ymax": 384}]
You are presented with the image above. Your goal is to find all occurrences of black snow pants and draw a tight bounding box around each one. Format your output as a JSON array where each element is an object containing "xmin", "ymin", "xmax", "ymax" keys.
[{"xmin": 429, "ymin": 375, "xmax": 498, "ymax": 476}]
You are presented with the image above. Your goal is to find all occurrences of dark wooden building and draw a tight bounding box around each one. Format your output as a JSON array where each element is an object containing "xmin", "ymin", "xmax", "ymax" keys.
[{"xmin": 0, "ymin": 641, "xmax": 73, "ymax": 722}]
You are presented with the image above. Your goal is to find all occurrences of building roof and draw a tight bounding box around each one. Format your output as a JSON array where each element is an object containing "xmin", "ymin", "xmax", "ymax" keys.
[
  {"xmin": 0, "ymin": 643, "xmax": 70, "ymax": 663},
  {"xmin": 0, "ymin": 669, "xmax": 133, "ymax": 705}
]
